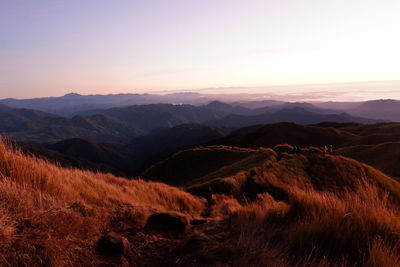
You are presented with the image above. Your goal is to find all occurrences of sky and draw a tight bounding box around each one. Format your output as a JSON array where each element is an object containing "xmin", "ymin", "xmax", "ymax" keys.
[{"xmin": 0, "ymin": 0, "xmax": 399, "ymax": 99}]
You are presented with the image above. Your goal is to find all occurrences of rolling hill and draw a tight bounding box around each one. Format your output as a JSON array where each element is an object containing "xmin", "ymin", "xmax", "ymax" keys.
[
  {"xmin": 207, "ymin": 107, "xmax": 380, "ymax": 128},
  {"xmin": 128, "ymin": 124, "xmax": 232, "ymax": 172},
  {"xmin": 142, "ymin": 146, "xmax": 270, "ymax": 187},
  {"xmin": 0, "ymin": 100, "xmax": 384, "ymax": 145},
  {"xmin": 19, "ymin": 142, "xmax": 118, "ymax": 174},
  {"xmin": 0, "ymin": 108, "xmax": 61, "ymax": 132},
  {"xmin": 81, "ymin": 103, "xmax": 226, "ymax": 130},
  {"xmin": 11, "ymin": 120, "xmax": 400, "ymax": 182},
  {"xmin": 1, "ymin": 138, "xmax": 400, "ymax": 266},
  {"xmin": 143, "ymin": 145, "xmax": 400, "ymax": 200},
  {"xmin": 337, "ymin": 142, "xmax": 400, "ymax": 179},
  {"xmin": 0, "ymin": 103, "xmax": 232, "ymax": 144},
  {"xmin": 18, "ymin": 139, "xmax": 141, "ymax": 177},
  {"xmin": 213, "ymin": 122, "xmax": 355, "ymax": 148},
  {"xmin": 0, "ymin": 109, "xmax": 143, "ymax": 144},
  {"xmin": 45, "ymin": 138, "xmax": 140, "ymax": 176},
  {"xmin": 211, "ymin": 122, "xmax": 400, "ymax": 181},
  {"xmin": 348, "ymin": 99, "xmax": 400, "ymax": 121},
  {"xmin": 14, "ymin": 124, "xmax": 232, "ymax": 177}
]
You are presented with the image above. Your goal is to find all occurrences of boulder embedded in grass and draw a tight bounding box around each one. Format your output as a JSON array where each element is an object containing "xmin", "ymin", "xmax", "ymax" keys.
[
  {"xmin": 145, "ymin": 212, "xmax": 188, "ymax": 233},
  {"xmin": 96, "ymin": 233, "xmax": 130, "ymax": 256}
]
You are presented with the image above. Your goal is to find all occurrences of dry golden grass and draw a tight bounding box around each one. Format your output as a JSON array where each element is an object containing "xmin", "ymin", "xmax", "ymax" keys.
[
  {"xmin": 173, "ymin": 146, "xmax": 400, "ymax": 266},
  {"xmin": 0, "ymin": 140, "xmax": 206, "ymax": 266},
  {"xmin": 1, "ymin": 137, "xmax": 400, "ymax": 266},
  {"xmin": 142, "ymin": 145, "xmax": 274, "ymax": 186},
  {"xmin": 227, "ymin": 171, "xmax": 400, "ymax": 266}
]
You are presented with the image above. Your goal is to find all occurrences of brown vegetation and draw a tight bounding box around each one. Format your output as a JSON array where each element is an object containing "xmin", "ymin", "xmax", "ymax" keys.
[
  {"xmin": 0, "ymin": 140, "xmax": 205, "ymax": 266},
  {"xmin": 0, "ymin": 139, "xmax": 400, "ymax": 266},
  {"xmin": 214, "ymin": 122, "xmax": 400, "ymax": 184},
  {"xmin": 337, "ymin": 142, "xmax": 400, "ymax": 179},
  {"xmin": 145, "ymin": 145, "xmax": 400, "ymax": 266}
]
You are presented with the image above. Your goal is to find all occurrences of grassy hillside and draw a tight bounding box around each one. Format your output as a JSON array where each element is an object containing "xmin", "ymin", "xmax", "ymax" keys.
[
  {"xmin": 143, "ymin": 145, "xmax": 400, "ymax": 266},
  {"xmin": 142, "ymin": 145, "xmax": 273, "ymax": 186},
  {"xmin": 1, "ymin": 139, "xmax": 400, "ymax": 266},
  {"xmin": 337, "ymin": 142, "xmax": 400, "ymax": 179},
  {"xmin": 0, "ymin": 140, "xmax": 205, "ymax": 266},
  {"xmin": 213, "ymin": 122, "xmax": 400, "ymax": 183},
  {"xmin": 144, "ymin": 145, "xmax": 400, "ymax": 200},
  {"xmin": 214, "ymin": 122, "xmax": 355, "ymax": 148}
]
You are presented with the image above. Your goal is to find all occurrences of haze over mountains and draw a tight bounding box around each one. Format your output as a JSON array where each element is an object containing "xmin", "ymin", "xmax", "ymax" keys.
[
  {"xmin": 0, "ymin": 93, "xmax": 395, "ymax": 144},
  {"xmin": 1, "ymin": 93, "xmax": 399, "ymax": 179},
  {"xmin": 2, "ymin": 92, "xmax": 400, "ymax": 120}
]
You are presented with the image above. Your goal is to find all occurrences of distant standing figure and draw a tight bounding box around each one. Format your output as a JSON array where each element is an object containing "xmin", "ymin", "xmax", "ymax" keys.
[
  {"xmin": 329, "ymin": 145, "xmax": 333, "ymax": 154},
  {"xmin": 322, "ymin": 145, "xmax": 328, "ymax": 157}
]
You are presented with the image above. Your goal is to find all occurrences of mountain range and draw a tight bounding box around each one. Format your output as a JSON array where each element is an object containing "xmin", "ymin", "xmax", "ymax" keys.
[
  {"xmin": 0, "ymin": 93, "xmax": 399, "ymax": 181},
  {"xmin": 0, "ymin": 99, "xmax": 384, "ymax": 145},
  {"xmin": 12, "ymin": 121, "xmax": 400, "ymax": 183},
  {"xmin": 2, "ymin": 93, "xmax": 400, "ymax": 121}
]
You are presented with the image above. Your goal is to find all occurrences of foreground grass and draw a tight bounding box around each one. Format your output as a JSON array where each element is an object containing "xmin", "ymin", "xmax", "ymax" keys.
[
  {"xmin": 1, "ymin": 139, "xmax": 400, "ymax": 266},
  {"xmin": 0, "ymin": 140, "xmax": 205, "ymax": 266},
  {"xmin": 218, "ymin": 152, "xmax": 400, "ymax": 266}
]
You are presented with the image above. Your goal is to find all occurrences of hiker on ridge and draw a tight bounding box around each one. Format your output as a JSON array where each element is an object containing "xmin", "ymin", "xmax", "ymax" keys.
[{"xmin": 322, "ymin": 145, "xmax": 328, "ymax": 157}]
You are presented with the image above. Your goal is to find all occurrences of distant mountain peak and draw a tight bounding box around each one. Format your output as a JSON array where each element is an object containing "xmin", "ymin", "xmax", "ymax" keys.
[{"xmin": 63, "ymin": 93, "xmax": 81, "ymax": 97}]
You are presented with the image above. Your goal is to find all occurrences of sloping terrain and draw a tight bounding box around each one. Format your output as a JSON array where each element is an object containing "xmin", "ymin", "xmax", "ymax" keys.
[
  {"xmin": 19, "ymin": 142, "xmax": 120, "ymax": 174},
  {"xmin": 128, "ymin": 124, "xmax": 232, "ymax": 172},
  {"xmin": 14, "ymin": 125, "xmax": 232, "ymax": 177},
  {"xmin": 347, "ymin": 99, "xmax": 400, "ymax": 121},
  {"xmin": 45, "ymin": 138, "xmax": 140, "ymax": 177},
  {"xmin": 207, "ymin": 107, "xmax": 380, "ymax": 128},
  {"xmin": 337, "ymin": 142, "xmax": 400, "ymax": 179},
  {"xmin": 1, "ymin": 139, "xmax": 400, "ymax": 266},
  {"xmin": 12, "ymin": 121, "xmax": 400, "ymax": 183},
  {"xmin": 0, "ymin": 139, "xmax": 206, "ymax": 266},
  {"xmin": 0, "ymin": 100, "xmax": 382, "ymax": 145},
  {"xmin": 0, "ymin": 108, "xmax": 61, "ymax": 132},
  {"xmin": 324, "ymin": 122, "xmax": 400, "ymax": 136},
  {"xmin": 0, "ymin": 103, "xmax": 231, "ymax": 144},
  {"xmin": 213, "ymin": 122, "xmax": 400, "ymax": 180},
  {"xmin": 214, "ymin": 122, "xmax": 355, "ymax": 148},
  {"xmin": 143, "ymin": 145, "xmax": 400, "ymax": 266},
  {"xmin": 1, "ymin": 110, "xmax": 143, "ymax": 144},
  {"xmin": 82, "ymin": 103, "xmax": 225, "ymax": 130},
  {"xmin": 142, "ymin": 146, "xmax": 271, "ymax": 186},
  {"xmin": 143, "ymin": 145, "xmax": 400, "ymax": 197}
]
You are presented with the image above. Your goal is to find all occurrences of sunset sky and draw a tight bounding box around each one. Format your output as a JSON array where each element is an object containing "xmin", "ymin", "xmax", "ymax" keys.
[{"xmin": 1, "ymin": 0, "xmax": 399, "ymax": 99}]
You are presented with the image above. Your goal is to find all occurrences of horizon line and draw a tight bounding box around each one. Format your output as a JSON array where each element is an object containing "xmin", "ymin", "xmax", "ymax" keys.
[{"xmin": 2, "ymin": 79, "xmax": 400, "ymax": 100}]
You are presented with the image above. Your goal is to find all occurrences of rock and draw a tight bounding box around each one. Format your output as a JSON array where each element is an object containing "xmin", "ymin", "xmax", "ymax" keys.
[
  {"xmin": 96, "ymin": 233, "xmax": 130, "ymax": 256},
  {"xmin": 145, "ymin": 212, "xmax": 188, "ymax": 233}
]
